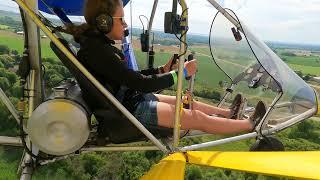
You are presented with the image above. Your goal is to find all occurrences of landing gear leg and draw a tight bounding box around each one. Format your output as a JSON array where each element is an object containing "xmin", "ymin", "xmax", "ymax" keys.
[{"xmin": 19, "ymin": 153, "xmax": 34, "ymax": 180}]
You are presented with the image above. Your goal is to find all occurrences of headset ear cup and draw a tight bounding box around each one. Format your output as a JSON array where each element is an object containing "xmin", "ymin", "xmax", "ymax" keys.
[{"xmin": 95, "ymin": 14, "xmax": 113, "ymax": 33}]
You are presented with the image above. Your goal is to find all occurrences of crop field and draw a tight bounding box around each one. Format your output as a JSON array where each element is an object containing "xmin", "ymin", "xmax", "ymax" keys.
[
  {"xmin": 288, "ymin": 64, "xmax": 320, "ymax": 76},
  {"xmin": 0, "ymin": 30, "xmax": 57, "ymax": 59},
  {"xmin": 283, "ymin": 56, "xmax": 320, "ymax": 67},
  {"xmin": 0, "ymin": 30, "xmax": 24, "ymax": 53},
  {"xmin": 0, "ymin": 24, "xmax": 9, "ymax": 30}
]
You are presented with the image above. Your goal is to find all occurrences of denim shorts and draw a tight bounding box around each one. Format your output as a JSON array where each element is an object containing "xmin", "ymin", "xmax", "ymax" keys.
[{"xmin": 133, "ymin": 93, "xmax": 159, "ymax": 127}]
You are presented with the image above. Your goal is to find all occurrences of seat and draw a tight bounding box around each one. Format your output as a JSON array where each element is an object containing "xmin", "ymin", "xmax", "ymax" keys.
[{"xmin": 50, "ymin": 38, "xmax": 172, "ymax": 144}]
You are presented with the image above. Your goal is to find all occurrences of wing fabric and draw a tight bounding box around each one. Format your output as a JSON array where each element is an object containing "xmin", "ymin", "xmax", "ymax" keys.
[
  {"xmin": 141, "ymin": 153, "xmax": 186, "ymax": 180},
  {"xmin": 142, "ymin": 151, "xmax": 320, "ymax": 179},
  {"xmin": 38, "ymin": 0, "xmax": 130, "ymax": 16},
  {"xmin": 187, "ymin": 151, "xmax": 320, "ymax": 179}
]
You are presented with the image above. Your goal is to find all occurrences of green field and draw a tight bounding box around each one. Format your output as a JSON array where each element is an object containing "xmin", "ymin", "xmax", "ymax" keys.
[
  {"xmin": 0, "ymin": 30, "xmax": 57, "ymax": 59},
  {"xmin": 280, "ymin": 55, "xmax": 320, "ymax": 76},
  {"xmin": 283, "ymin": 55, "xmax": 320, "ymax": 67},
  {"xmin": 288, "ymin": 63, "xmax": 320, "ymax": 76},
  {"xmin": 0, "ymin": 24, "xmax": 9, "ymax": 30}
]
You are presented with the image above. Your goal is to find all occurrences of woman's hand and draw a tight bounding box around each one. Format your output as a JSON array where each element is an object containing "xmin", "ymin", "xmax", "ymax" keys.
[
  {"xmin": 161, "ymin": 55, "xmax": 197, "ymax": 76},
  {"xmin": 184, "ymin": 59, "xmax": 197, "ymax": 77},
  {"xmin": 163, "ymin": 55, "xmax": 178, "ymax": 72}
]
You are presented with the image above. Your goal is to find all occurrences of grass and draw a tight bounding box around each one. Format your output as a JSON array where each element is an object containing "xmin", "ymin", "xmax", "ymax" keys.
[
  {"xmin": 288, "ymin": 63, "xmax": 320, "ymax": 76},
  {"xmin": 283, "ymin": 55, "xmax": 320, "ymax": 67},
  {"xmin": 0, "ymin": 30, "xmax": 57, "ymax": 59},
  {"xmin": 0, "ymin": 147, "xmax": 23, "ymax": 179},
  {"xmin": 0, "ymin": 24, "xmax": 9, "ymax": 30},
  {"xmin": 280, "ymin": 54, "xmax": 320, "ymax": 75},
  {"xmin": 0, "ymin": 30, "xmax": 24, "ymax": 53}
]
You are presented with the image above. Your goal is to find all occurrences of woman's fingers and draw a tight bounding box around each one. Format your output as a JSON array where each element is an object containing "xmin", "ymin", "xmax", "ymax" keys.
[{"xmin": 185, "ymin": 59, "xmax": 197, "ymax": 76}]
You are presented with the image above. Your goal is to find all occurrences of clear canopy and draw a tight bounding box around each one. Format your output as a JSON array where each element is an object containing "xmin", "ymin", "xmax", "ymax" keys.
[{"xmin": 209, "ymin": 10, "xmax": 318, "ymax": 128}]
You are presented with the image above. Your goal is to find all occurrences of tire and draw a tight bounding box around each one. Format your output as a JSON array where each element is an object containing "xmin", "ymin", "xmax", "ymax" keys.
[{"xmin": 249, "ymin": 136, "xmax": 285, "ymax": 151}]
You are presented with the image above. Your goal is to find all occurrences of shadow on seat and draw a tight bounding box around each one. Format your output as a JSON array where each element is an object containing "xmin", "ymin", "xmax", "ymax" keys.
[{"xmin": 50, "ymin": 38, "xmax": 172, "ymax": 144}]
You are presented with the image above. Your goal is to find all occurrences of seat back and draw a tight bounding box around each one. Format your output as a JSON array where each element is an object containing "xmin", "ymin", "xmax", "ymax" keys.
[
  {"xmin": 50, "ymin": 39, "xmax": 113, "ymax": 110},
  {"xmin": 50, "ymin": 39, "xmax": 172, "ymax": 144}
]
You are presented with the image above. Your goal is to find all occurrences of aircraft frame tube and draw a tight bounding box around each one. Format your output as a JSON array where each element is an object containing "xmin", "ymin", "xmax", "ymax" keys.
[
  {"xmin": 20, "ymin": 70, "xmax": 37, "ymax": 180},
  {"xmin": 27, "ymin": 70, "xmax": 36, "ymax": 129},
  {"xmin": 23, "ymin": 0, "xmax": 43, "ymax": 107},
  {"xmin": 266, "ymin": 108, "xmax": 317, "ymax": 133},
  {"xmin": 173, "ymin": 0, "xmax": 188, "ymax": 148},
  {"xmin": 180, "ymin": 132, "xmax": 258, "ymax": 151},
  {"xmin": 187, "ymin": 75, "xmax": 195, "ymax": 109},
  {"xmin": 258, "ymin": 93, "xmax": 282, "ymax": 131},
  {"xmin": 81, "ymin": 146, "xmax": 160, "ymax": 152},
  {"xmin": 0, "ymin": 88, "xmax": 20, "ymax": 124},
  {"xmin": 0, "ymin": 136, "xmax": 22, "ymax": 146},
  {"xmin": 14, "ymin": 0, "xmax": 169, "ymax": 154},
  {"xmin": 187, "ymin": 54, "xmax": 196, "ymax": 109},
  {"xmin": 206, "ymin": 0, "xmax": 240, "ymax": 29},
  {"xmin": 146, "ymin": 0, "xmax": 158, "ymax": 67},
  {"xmin": 217, "ymin": 84, "xmax": 235, "ymax": 107},
  {"xmin": 273, "ymin": 101, "xmax": 294, "ymax": 109},
  {"xmin": 147, "ymin": 0, "xmax": 158, "ymax": 36},
  {"xmin": 20, "ymin": 154, "xmax": 33, "ymax": 180}
]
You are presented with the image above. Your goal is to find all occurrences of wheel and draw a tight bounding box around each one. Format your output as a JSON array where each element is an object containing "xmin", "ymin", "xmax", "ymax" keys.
[{"xmin": 249, "ymin": 136, "xmax": 285, "ymax": 151}]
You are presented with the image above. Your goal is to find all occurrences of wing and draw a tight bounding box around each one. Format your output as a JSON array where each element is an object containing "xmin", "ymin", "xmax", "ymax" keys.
[
  {"xmin": 142, "ymin": 151, "xmax": 320, "ymax": 179},
  {"xmin": 38, "ymin": 0, "xmax": 131, "ymax": 16}
]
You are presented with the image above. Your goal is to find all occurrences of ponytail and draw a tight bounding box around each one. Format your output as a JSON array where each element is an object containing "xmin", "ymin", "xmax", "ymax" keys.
[{"xmin": 63, "ymin": 23, "xmax": 92, "ymax": 40}]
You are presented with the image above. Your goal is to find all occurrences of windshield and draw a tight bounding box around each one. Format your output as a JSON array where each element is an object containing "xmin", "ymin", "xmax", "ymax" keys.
[{"xmin": 209, "ymin": 10, "xmax": 317, "ymax": 127}]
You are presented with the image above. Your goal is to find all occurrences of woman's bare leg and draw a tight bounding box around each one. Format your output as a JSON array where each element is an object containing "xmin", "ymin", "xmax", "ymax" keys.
[
  {"xmin": 155, "ymin": 94, "xmax": 230, "ymax": 118},
  {"xmin": 156, "ymin": 102, "xmax": 252, "ymax": 134}
]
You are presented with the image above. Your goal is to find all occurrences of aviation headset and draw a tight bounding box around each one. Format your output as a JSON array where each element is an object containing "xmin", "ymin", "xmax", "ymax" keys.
[{"xmin": 95, "ymin": 13, "xmax": 113, "ymax": 34}]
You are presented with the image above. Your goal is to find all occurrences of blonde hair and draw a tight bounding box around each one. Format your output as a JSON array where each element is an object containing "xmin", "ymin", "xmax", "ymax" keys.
[{"xmin": 64, "ymin": 0, "xmax": 122, "ymax": 38}]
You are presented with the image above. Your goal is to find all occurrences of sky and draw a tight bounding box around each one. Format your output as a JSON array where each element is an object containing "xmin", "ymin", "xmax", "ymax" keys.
[{"xmin": 0, "ymin": 0, "xmax": 320, "ymax": 45}]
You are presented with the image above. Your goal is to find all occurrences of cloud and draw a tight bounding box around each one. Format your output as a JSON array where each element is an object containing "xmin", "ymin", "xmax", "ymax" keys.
[{"xmin": 0, "ymin": 0, "xmax": 19, "ymax": 12}]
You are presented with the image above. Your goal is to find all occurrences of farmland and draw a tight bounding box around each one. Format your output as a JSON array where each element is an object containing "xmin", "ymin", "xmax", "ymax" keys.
[{"xmin": 0, "ymin": 30, "xmax": 57, "ymax": 59}]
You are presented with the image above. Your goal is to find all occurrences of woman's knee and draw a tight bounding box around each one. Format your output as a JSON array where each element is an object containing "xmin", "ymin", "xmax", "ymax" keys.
[
  {"xmin": 156, "ymin": 102, "xmax": 176, "ymax": 127},
  {"xmin": 155, "ymin": 94, "xmax": 176, "ymax": 104}
]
